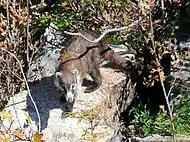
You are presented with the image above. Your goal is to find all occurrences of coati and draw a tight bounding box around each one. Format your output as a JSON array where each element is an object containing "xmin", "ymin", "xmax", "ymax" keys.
[{"xmin": 54, "ymin": 30, "xmax": 132, "ymax": 113}]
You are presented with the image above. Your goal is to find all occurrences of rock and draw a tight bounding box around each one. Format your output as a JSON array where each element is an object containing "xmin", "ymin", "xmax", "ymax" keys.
[
  {"xmin": 2, "ymin": 67, "xmax": 133, "ymax": 142},
  {"xmin": 129, "ymin": 134, "xmax": 190, "ymax": 142},
  {"xmin": 22, "ymin": 23, "xmax": 136, "ymax": 141},
  {"xmin": 27, "ymin": 23, "xmax": 67, "ymax": 82}
]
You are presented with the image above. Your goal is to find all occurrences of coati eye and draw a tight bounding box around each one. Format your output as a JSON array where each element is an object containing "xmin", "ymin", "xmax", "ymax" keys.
[
  {"xmin": 61, "ymin": 84, "xmax": 67, "ymax": 93},
  {"xmin": 64, "ymin": 84, "xmax": 76, "ymax": 93},
  {"xmin": 71, "ymin": 84, "xmax": 76, "ymax": 91}
]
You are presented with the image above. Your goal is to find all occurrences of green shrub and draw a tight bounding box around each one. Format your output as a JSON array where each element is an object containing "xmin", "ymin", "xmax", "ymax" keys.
[{"xmin": 131, "ymin": 99, "xmax": 190, "ymax": 137}]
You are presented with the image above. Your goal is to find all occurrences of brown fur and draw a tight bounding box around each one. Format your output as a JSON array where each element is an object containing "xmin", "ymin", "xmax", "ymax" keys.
[{"xmin": 57, "ymin": 30, "xmax": 131, "ymax": 93}]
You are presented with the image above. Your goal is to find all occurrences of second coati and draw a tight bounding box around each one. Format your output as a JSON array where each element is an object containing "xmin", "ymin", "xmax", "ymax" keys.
[{"xmin": 54, "ymin": 30, "xmax": 132, "ymax": 112}]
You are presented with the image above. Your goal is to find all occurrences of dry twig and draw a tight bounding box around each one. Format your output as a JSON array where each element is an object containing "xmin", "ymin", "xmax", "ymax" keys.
[
  {"xmin": 0, "ymin": 47, "xmax": 41, "ymax": 133},
  {"xmin": 149, "ymin": 12, "xmax": 176, "ymax": 142},
  {"xmin": 64, "ymin": 18, "xmax": 141, "ymax": 43},
  {"xmin": 26, "ymin": 0, "xmax": 30, "ymax": 63}
]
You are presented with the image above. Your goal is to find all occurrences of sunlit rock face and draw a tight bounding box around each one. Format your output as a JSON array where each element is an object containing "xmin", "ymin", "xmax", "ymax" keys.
[
  {"xmin": 3, "ymin": 67, "xmax": 133, "ymax": 142},
  {"xmin": 27, "ymin": 23, "xmax": 67, "ymax": 83}
]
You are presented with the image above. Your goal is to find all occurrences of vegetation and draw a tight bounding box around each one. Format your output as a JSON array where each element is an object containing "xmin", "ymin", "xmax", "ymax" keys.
[
  {"xmin": 131, "ymin": 98, "xmax": 190, "ymax": 137},
  {"xmin": 131, "ymin": 104, "xmax": 171, "ymax": 136}
]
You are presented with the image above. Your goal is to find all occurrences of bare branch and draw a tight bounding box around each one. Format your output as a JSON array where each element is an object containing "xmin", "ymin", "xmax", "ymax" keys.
[
  {"xmin": 160, "ymin": 0, "xmax": 165, "ymax": 23},
  {"xmin": 149, "ymin": 12, "xmax": 176, "ymax": 141},
  {"xmin": 6, "ymin": 0, "xmax": 12, "ymax": 41},
  {"xmin": 167, "ymin": 67, "xmax": 183, "ymax": 99},
  {"xmin": 2, "ymin": 69, "xmax": 23, "ymax": 81},
  {"xmin": 64, "ymin": 18, "xmax": 141, "ymax": 43},
  {"xmin": 0, "ymin": 47, "xmax": 41, "ymax": 133},
  {"xmin": 26, "ymin": 0, "xmax": 30, "ymax": 63}
]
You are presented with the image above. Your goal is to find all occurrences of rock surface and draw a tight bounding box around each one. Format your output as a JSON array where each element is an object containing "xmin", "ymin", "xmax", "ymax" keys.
[
  {"xmin": 2, "ymin": 23, "xmax": 136, "ymax": 141},
  {"xmin": 27, "ymin": 23, "xmax": 66, "ymax": 82},
  {"xmin": 7, "ymin": 22, "xmax": 135, "ymax": 142},
  {"xmin": 129, "ymin": 135, "xmax": 190, "ymax": 142},
  {"xmin": 3, "ymin": 67, "xmax": 129, "ymax": 142}
]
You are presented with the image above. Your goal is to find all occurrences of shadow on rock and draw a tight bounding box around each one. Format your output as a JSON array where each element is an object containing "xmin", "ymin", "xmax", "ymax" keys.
[{"xmin": 26, "ymin": 75, "xmax": 64, "ymax": 130}]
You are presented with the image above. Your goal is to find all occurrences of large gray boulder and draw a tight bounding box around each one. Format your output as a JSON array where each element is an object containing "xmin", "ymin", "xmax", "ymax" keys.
[
  {"xmin": 27, "ymin": 23, "xmax": 66, "ymax": 82},
  {"xmin": 3, "ymin": 67, "xmax": 134, "ymax": 142},
  {"xmin": 2, "ymin": 23, "xmax": 136, "ymax": 142}
]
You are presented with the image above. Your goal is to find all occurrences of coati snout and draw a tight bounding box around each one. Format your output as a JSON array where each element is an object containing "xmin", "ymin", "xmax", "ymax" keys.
[{"xmin": 54, "ymin": 70, "xmax": 82, "ymax": 104}]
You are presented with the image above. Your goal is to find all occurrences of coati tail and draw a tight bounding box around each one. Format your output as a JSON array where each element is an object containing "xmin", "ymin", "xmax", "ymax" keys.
[{"xmin": 100, "ymin": 43, "xmax": 132, "ymax": 69}]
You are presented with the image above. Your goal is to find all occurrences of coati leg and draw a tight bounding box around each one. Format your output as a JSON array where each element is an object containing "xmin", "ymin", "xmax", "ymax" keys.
[{"xmin": 84, "ymin": 66, "xmax": 102, "ymax": 93}]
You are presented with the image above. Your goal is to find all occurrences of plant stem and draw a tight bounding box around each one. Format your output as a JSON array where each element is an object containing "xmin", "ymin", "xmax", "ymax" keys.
[
  {"xmin": 0, "ymin": 47, "xmax": 41, "ymax": 133},
  {"xmin": 26, "ymin": 0, "xmax": 30, "ymax": 63},
  {"xmin": 149, "ymin": 11, "xmax": 176, "ymax": 142}
]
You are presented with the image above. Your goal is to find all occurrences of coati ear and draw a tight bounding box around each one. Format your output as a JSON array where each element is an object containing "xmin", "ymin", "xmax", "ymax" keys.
[
  {"xmin": 72, "ymin": 69, "xmax": 79, "ymax": 76},
  {"xmin": 55, "ymin": 71, "xmax": 62, "ymax": 76},
  {"xmin": 55, "ymin": 72, "xmax": 62, "ymax": 82},
  {"xmin": 72, "ymin": 69, "xmax": 85, "ymax": 95},
  {"xmin": 54, "ymin": 72, "xmax": 62, "ymax": 90},
  {"xmin": 72, "ymin": 69, "xmax": 81, "ymax": 84}
]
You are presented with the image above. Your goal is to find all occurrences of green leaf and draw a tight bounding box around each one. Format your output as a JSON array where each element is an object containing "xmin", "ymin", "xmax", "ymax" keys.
[
  {"xmin": 24, "ymin": 111, "xmax": 32, "ymax": 124},
  {"xmin": 142, "ymin": 126, "xmax": 150, "ymax": 136}
]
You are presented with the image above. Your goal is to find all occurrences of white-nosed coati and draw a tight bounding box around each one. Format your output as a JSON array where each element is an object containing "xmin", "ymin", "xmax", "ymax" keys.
[{"xmin": 54, "ymin": 30, "xmax": 132, "ymax": 113}]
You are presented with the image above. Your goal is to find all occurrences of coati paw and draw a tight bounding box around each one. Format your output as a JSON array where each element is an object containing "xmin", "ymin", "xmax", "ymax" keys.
[
  {"xmin": 61, "ymin": 111, "xmax": 70, "ymax": 118},
  {"xmin": 61, "ymin": 105, "xmax": 73, "ymax": 118}
]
